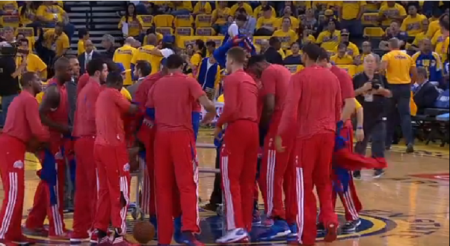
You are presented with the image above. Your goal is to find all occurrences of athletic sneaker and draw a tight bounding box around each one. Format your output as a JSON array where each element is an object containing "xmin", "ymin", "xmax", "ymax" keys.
[
  {"xmin": 177, "ymin": 232, "xmax": 204, "ymax": 246},
  {"xmin": 112, "ymin": 236, "xmax": 130, "ymax": 245},
  {"xmin": 216, "ymin": 228, "xmax": 249, "ymax": 244},
  {"xmin": 173, "ymin": 216, "xmax": 183, "ymax": 244},
  {"xmin": 252, "ymin": 210, "xmax": 262, "ymax": 225},
  {"xmin": 406, "ymin": 143, "xmax": 414, "ymax": 153},
  {"xmin": 316, "ymin": 223, "xmax": 325, "ymax": 232},
  {"xmin": 259, "ymin": 219, "xmax": 291, "ymax": 240},
  {"xmin": 92, "ymin": 236, "xmax": 110, "ymax": 246},
  {"xmin": 374, "ymin": 169, "xmax": 385, "ymax": 179},
  {"xmin": 341, "ymin": 219, "xmax": 361, "ymax": 233},
  {"xmin": 287, "ymin": 223, "xmax": 298, "ymax": 239},
  {"xmin": 323, "ymin": 222, "xmax": 338, "ymax": 243},
  {"xmin": 353, "ymin": 171, "xmax": 362, "ymax": 180}
]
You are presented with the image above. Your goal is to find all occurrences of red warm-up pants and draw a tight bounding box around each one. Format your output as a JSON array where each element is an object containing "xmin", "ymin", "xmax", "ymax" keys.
[
  {"xmin": 25, "ymin": 141, "xmax": 66, "ymax": 236},
  {"xmin": 137, "ymin": 118, "xmax": 156, "ymax": 216},
  {"xmin": 292, "ymin": 133, "xmax": 338, "ymax": 245},
  {"xmin": 258, "ymin": 118, "xmax": 296, "ymax": 223},
  {"xmin": 72, "ymin": 136, "xmax": 97, "ymax": 238},
  {"xmin": 332, "ymin": 126, "xmax": 362, "ymax": 221},
  {"xmin": 0, "ymin": 135, "xmax": 26, "ymax": 240},
  {"xmin": 154, "ymin": 130, "xmax": 200, "ymax": 245},
  {"xmin": 93, "ymin": 144, "xmax": 131, "ymax": 234},
  {"xmin": 221, "ymin": 120, "xmax": 259, "ymax": 232}
]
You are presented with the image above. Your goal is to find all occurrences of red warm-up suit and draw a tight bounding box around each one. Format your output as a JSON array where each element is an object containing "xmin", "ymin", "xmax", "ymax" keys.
[
  {"xmin": 257, "ymin": 65, "xmax": 296, "ymax": 223},
  {"xmin": 147, "ymin": 72, "xmax": 202, "ymax": 245},
  {"xmin": 71, "ymin": 79, "xmax": 102, "ymax": 239},
  {"xmin": 0, "ymin": 91, "xmax": 49, "ymax": 241},
  {"xmin": 277, "ymin": 65, "xmax": 341, "ymax": 245},
  {"xmin": 216, "ymin": 70, "xmax": 259, "ymax": 232},
  {"xmin": 26, "ymin": 82, "xmax": 68, "ymax": 237}
]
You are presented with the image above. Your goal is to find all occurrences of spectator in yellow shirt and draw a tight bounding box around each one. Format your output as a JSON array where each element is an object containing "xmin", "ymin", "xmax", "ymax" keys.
[
  {"xmin": 401, "ymin": 5, "xmax": 427, "ymax": 37},
  {"xmin": 273, "ymin": 17, "xmax": 298, "ymax": 50},
  {"xmin": 36, "ymin": 1, "xmax": 75, "ymax": 40},
  {"xmin": 43, "ymin": 22, "xmax": 70, "ymax": 57},
  {"xmin": 253, "ymin": 1, "xmax": 275, "ymax": 19},
  {"xmin": 355, "ymin": 41, "xmax": 380, "ymax": 74},
  {"xmin": 255, "ymin": 6, "xmax": 277, "ymax": 36},
  {"xmin": 16, "ymin": 38, "xmax": 47, "ymax": 79},
  {"xmin": 379, "ymin": 1, "xmax": 407, "ymax": 27},
  {"xmin": 334, "ymin": 29, "xmax": 359, "ymax": 57},
  {"xmin": 408, "ymin": 19, "xmax": 429, "ymax": 52},
  {"xmin": 77, "ymin": 28, "xmax": 89, "ymax": 56},
  {"xmin": 171, "ymin": 1, "xmax": 192, "ymax": 16},
  {"xmin": 18, "ymin": 1, "xmax": 39, "ymax": 27},
  {"xmin": 336, "ymin": 1, "xmax": 366, "ymax": 37},
  {"xmin": 230, "ymin": 2, "xmax": 253, "ymax": 17},
  {"xmin": 211, "ymin": 1, "xmax": 230, "ymax": 26},
  {"xmin": 193, "ymin": 1, "xmax": 212, "ymax": 15},
  {"xmin": 330, "ymin": 44, "xmax": 354, "ymax": 65},
  {"xmin": 275, "ymin": 6, "xmax": 300, "ymax": 31},
  {"xmin": 113, "ymin": 37, "xmax": 138, "ymax": 86},
  {"xmin": 131, "ymin": 33, "xmax": 163, "ymax": 75},
  {"xmin": 316, "ymin": 19, "xmax": 341, "ymax": 51},
  {"xmin": 190, "ymin": 39, "xmax": 207, "ymax": 76},
  {"xmin": 119, "ymin": 3, "xmax": 144, "ymax": 39}
]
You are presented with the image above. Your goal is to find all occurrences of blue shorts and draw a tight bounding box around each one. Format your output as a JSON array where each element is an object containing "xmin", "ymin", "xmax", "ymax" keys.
[{"xmin": 192, "ymin": 112, "xmax": 201, "ymax": 141}]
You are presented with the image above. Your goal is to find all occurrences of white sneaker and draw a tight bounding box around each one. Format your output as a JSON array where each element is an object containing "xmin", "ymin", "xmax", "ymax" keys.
[{"xmin": 216, "ymin": 228, "xmax": 248, "ymax": 244}]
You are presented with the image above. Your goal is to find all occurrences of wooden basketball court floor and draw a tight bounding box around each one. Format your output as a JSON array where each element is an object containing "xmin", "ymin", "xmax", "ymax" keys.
[{"xmin": 3, "ymin": 131, "xmax": 449, "ymax": 245}]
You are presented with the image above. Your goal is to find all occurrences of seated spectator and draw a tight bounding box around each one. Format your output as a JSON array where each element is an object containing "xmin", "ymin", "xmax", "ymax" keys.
[
  {"xmin": 0, "ymin": 1, "xmax": 18, "ymax": 15},
  {"xmin": 36, "ymin": 1, "xmax": 75, "ymax": 40},
  {"xmin": 230, "ymin": 2, "xmax": 253, "ymax": 17},
  {"xmin": 413, "ymin": 67, "xmax": 440, "ymax": 113},
  {"xmin": 379, "ymin": 1, "xmax": 407, "ymax": 27},
  {"xmin": 264, "ymin": 36, "xmax": 283, "ymax": 65},
  {"xmin": 193, "ymin": 1, "xmax": 212, "ymax": 15},
  {"xmin": 16, "ymin": 38, "xmax": 47, "ymax": 79},
  {"xmin": 236, "ymin": 9, "xmax": 256, "ymax": 37},
  {"xmin": 42, "ymin": 22, "xmax": 70, "ymax": 60},
  {"xmin": 379, "ymin": 22, "xmax": 408, "ymax": 51},
  {"xmin": 408, "ymin": 19, "xmax": 429, "ymax": 51},
  {"xmin": 333, "ymin": 28, "xmax": 359, "ymax": 57},
  {"xmin": 355, "ymin": 41, "xmax": 380, "ymax": 73},
  {"xmin": 1, "ymin": 26, "xmax": 15, "ymax": 43},
  {"xmin": 211, "ymin": 2, "xmax": 231, "ymax": 34},
  {"xmin": 171, "ymin": 1, "xmax": 192, "ymax": 16},
  {"xmin": 298, "ymin": 26, "xmax": 316, "ymax": 46},
  {"xmin": 336, "ymin": 1, "xmax": 365, "ymax": 37},
  {"xmin": 365, "ymin": 1, "xmax": 381, "ymax": 12},
  {"xmin": 218, "ymin": 15, "xmax": 234, "ymax": 36},
  {"xmin": 276, "ymin": 6, "xmax": 299, "ymax": 31},
  {"xmin": 273, "ymin": 17, "xmax": 298, "ymax": 49},
  {"xmin": 301, "ymin": 8, "xmax": 317, "ymax": 28},
  {"xmin": 427, "ymin": 13, "xmax": 442, "ymax": 38},
  {"xmin": 431, "ymin": 14, "xmax": 449, "ymax": 62},
  {"xmin": 253, "ymin": 1, "xmax": 275, "ymax": 19},
  {"xmin": 119, "ymin": 3, "xmax": 144, "ymax": 40},
  {"xmin": 18, "ymin": 1, "xmax": 39, "ymax": 28},
  {"xmin": 401, "ymin": 5, "xmax": 427, "ymax": 37},
  {"xmin": 283, "ymin": 42, "xmax": 302, "ymax": 65},
  {"xmin": 258, "ymin": 39, "xmax": 270, "ymax": 54},
  {"xmin": 412, "ymin": 38, "xmax": 443, "ymax": 83},
  {"xmin": 314, "ymin": 9, "xmax": 339, "ymax": 35},
  {"xmin": 330, "ymin": 43, "xmax": 354, "ymax": 65},
  {"xmin": 278, "ymin": 1, "xmax": 297, "ymax": 17},
  {"xmin": 255, "ymin": 6, "xmax": 276, "ymax": 36},
  {"xmin": 316, "ymin": 19, "xmax": 341, "ymax": 51},
  {"xmin": 102, "ymin": 34, "xmax": 116, "ymax": 60},
  {"xmin": 77, "ymin": 28, "xmax": 89, "ymax": 56}
]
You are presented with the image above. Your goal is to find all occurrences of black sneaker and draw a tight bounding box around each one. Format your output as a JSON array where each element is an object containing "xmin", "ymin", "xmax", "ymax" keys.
[
  {"xmin": 317, "ymin": 223, "xmax": 325, "ymax": 232},
  {"xmin": 341, "ymin": 219, "xmax": 361, "ymax": 233},
  {"xmin": 374, "ymin": 169, "xmax": 385, "ymax": 179},
  {"xmin": 406, "ymin": 143, "xmax": 415, "ymax": 153},
  {"xmin": 353, "ymin": 171, "xmax": 361, "ymax": 180}
]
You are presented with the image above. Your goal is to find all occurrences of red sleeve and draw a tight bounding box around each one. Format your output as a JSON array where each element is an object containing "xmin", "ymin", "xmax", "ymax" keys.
[
  {"xmin": 145, "ymin": 85, "xmax": 155, "ymax": 108},
  {"xmin": 25, "ymin": 97, "xmax": 50, "ymax": 142},
  {"xmin": 77, "ymin": 73, "xmax": 89, "ymax": 96},
  {"xmin": 188, "ymin": 77, "xmax": 206, "ymax": 100},
  {"xmin": 134, "ymin": 83, "xmax": 147, "ymax": 112},
  {"xmin": 337, "ymin": 70, "xmax": 355, "ymax": 100},
  {"xmin": 277, "ymin": 73, "xmax": 302, "ymax": 136},
  {"xmin": 334, "ymin": 77, "xmax": 343, "ymax": 123},
  {"xmin": 113, "ymin": 90, "xmax": 132, "ymax": 113},
  {"xmin": 216, "ymin": 77, "xmax": 238, "ymax": 128},
  {"xmin": 260, "ymin": 68, "xmax": 277, "ymax": 96}
]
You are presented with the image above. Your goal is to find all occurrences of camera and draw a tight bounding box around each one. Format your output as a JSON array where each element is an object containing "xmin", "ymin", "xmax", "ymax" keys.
[
  {"xmin": 372, "ymin": 77, "xmax": 381, "ymax": 90},
  {"xmin": 0, "ymin": 41, "xmax": 29, "ymax": 57}
]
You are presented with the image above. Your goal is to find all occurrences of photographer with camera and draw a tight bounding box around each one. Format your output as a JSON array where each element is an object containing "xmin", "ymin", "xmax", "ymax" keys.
[
  {"xmin": 0, "ymin": 42, "xmax": 27, "ymax": 127},
  {"xmin": 353, "ymin": 54, "xmax": 392, "ymax": 179}
]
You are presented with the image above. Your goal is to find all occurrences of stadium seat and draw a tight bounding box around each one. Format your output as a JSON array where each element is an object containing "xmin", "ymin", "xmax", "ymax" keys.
[
  {"xmin": 153, "ymin": 15, "xmax": 174, "ymax": 27},
  {"xmin": 195, "ymin": 14, "xmax": 213, "ymax": 28},
  {"xmin": 175, "ymin": 27, "xmax": 194, "ymax": 36},
  {"xmin": 139, "ymin": 15, "xmax": 154, "ymax": 27},
  {"xmin": 337, "ymin": 65, "xmax": 357, "ymax": 78},
  {"xmin": 173, "ymin": 15, "xmax": 194, "ymax": 27},
  {"xmin": 1, "ymin": 15, "xmax": 20, "ymax": 28},
  {"xmin": 155, "ymin": 27, "xmax": 173, "ymax": 36},
  {"xmin": 196, "ymin": 27, "xmax": 215, "ymax": 36},
  {"xmin": 361, "ymin": 13, "xmax": 379, "ymax": 26},
  {"xmin": 176, "ymin": 36, "xmax": 204, "ymax": 49},
  {"xmin": 364, "ymin": 27, "xmax": 384, "ymax": 38},
  {"xmin": 15, "ymin": 27, "xmax": 34, "ymax": 37},
  {"xmin": 205, "ymin": 36, "xmax": 224, "ymax": 47}
]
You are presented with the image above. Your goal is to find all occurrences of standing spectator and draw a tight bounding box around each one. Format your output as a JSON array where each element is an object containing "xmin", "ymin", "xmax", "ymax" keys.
[
  {"xmin": 255, "ymin": 6, "xmax": 277, "ymax": 36},
  {"xmin": 238, "ymin": 9, "xmax": 257, "ymax": 37},
  {"xmin": 379, "ymin": 1, "xmax": 407, "ymax": 27},
  {"xmin": 413, "ymin": 67, "xmax": 441, "ymax": 113},
  {"xmin": 283, "ymin": 42, "xmax": 302, "ymax": 65},
  {"xmin": 380, "ymin": 38, "xmax": 417, "ymax": 153},
  {"xmin": 336, "ymin": 1, "xmax": 365, "ymax": 38},
  {"xmin": 101, "ymin": 34, "xmax": 116, "ymax": 60},
  {"xmin": 412, "ymin": 38, "xmax": 443, "ymax": 83},
  {"xmin": 41, "ymin": 22, "xmax": 70, "ymax": 65},
  {"xmin": 316, "ymin": 19, "xmax": 341, "ymax": 51},
  {"xmin": 353, "ymin": 54, "xmax": 392, "ymax": 179},
  {"xmin": 17, "ymin": 38, "xmax": 48, "ymax": 79},
  {"xmin": 401, "ymin": 5, "xmax": 427, "ymax": 37},
  {"xmin": 78, "ymin": 40, "xmax": 102, "ymax": 75},
  {"xmin": 264, "ymin": 37, "xmax": 283, "ymax": 64},
  {"xmin": 190, "ymin": 39, "xmax": 206, "ymax": 75},
  {"xmin": 77, "ymin": 28, "xmax": 90, "ymax": 56},
  {"xmin": 119, "ymin": 3, "xmax": 144, "ymax": 40}
]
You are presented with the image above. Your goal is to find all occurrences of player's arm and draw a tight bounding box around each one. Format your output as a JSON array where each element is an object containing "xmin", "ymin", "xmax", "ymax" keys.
[
  {"xmin": 409, "ymin": 58, "xmax": 418, "ymax": 84},
  {"xmin": 39, "ymin": 86, "xmax": 70, "ymax": 133},
  {"xmin": 26, "ymin": 97, "xmax": 50, "ymax": 142},
  {"xmin": 339, "ymin": 72, "xmax": 357, "ymax": 121},
  {"xmin": 379, "ymin": 54, "xmax": 389, "ymax": 76},
  {"xmin": 277, "ymin": 73, "xmax": 302, "ymax": 137},
  {"xmin": 259, "ymin": 70, "xmax": 276, "ymax": 131},
  {"xmin": 335, "ymin": 79, "xmax": 343, "ymax": 124},
  {"xmin": 115, "ymin": 91, "xmax": 139, "ymax": 114},
  {"xmin": 216, "ymin": 78, "xmax": 238, "ymax": 128}
]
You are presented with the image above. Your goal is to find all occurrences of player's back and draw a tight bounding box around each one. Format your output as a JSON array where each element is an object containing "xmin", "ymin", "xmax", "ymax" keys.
[
  {"xmin": 261, "ymin": 64, "xmax": 291, "ymax": 112},
  {"xmin": 135, "ymin": 72, "xmax": 163, "ymax": 109},
  {"xmin": 224, "ymin": 71, "xmax": 259, "ymax": 122},
  {"xmin": 296, "ymin": 65, "xmax": 341, "ymax": 139},
  {"xmin": 74, "ymin": 80, "xmax": 102, "ymax": 137},
  {"xmin": 382, "ymin": 50, "xmax": 414, "ymax": 84},
  {"xmin": 151, "ymin": 72, "xmax": 204, "ymax": 132}
]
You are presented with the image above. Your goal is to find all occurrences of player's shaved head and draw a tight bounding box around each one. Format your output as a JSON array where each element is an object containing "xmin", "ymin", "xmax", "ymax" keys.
[
  {"xmin": 20, "ymin": 72, "xmax": 37, "ymax": 88},
  {"xmin": 106, "ymin": 71, "xmax": 124, "ymax": 89},
  {"xmin": 166, "ymin": 54, "xmax": 184, "ymax": 69},
  {"xmin": 54, "ymin": 57, "xmax": 72, "ymax": 83},
  {"xmin": 146, "ymin": 33, "xmax": 157, "ymax": 45},
  {"xmin": 388, "ymin": 38, "xmax": 400, "ymax": 49},
  {"xmin": 227, "ymin": 47, "xmax": 247, "ymax": 64},
  {"xmin": 54, "ymin": 56, "xmax": 70, "ymax": 71},
  {"xmin": 125, "ymin": 37, "xmax": 135, "ymax": 45},
  {"xmin": 246, "ymin": 54, "xmax": 268, "ymax": 77}
]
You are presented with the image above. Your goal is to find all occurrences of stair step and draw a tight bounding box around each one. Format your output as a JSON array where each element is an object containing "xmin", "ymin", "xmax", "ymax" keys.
[
  {"xmin": 70, "ymin": 6, "xmax": 124, "ymax": 12},
  {"xmin": 71, "ymin": 18, "xmax": 120, "ymax": 23},
  {"xmin": 65, "ymin": 1, "xmax": 124, "ymax": 6},
  {"xmin": 68, "ymin": 12, "xmax": 120, "ymax": 18}
]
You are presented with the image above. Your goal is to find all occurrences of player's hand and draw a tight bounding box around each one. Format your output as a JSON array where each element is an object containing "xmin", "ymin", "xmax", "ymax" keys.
[
  {"xmin": 201, "ymin": 111, "xmax": 215, "ymax": 124},
  {"xmin": 362, "ymin": 82, "xmax": 372, "ymax": 92},
  {"xmin": 214, "ymin": 126, "xmax": 223, "ymax": 140},
  {"xmin": 356, "ymin": 129, "xmax": 365, "ymax": 142},
  {"xmin": 275, "ymin": 135, "xmax": 285, "ymax": 153}
]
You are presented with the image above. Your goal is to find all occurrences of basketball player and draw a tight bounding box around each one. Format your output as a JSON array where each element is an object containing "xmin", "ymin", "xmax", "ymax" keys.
[
  {"xmin": 317, "ymin": 49, "xmax": 362, "ymax": 232},
  {"xmin": 246, "ymin": 55, "xmax": 296, "ymax": 240},
  {"xmin": 0, "ymin": 72, "xmax": 48, "ymax": 243},
  {"xmin": 147, "ymin": 54, "xmax": 215, "ymax": 245},
  {"xmin": 215, "ymin": 47, "xmax": 259, "ymax": 244},
  {"xmin": 25, "ymin": 57, "xmax": 72, "ymax": 239},
  {"xmin": 71, "ymin": 58, "xmax": 108, "ymax": 243},
  {"xmin": 93, "ymin": 72, "xmax": 139, "ymax": 245},
  {"xmin": 275, "ymin": 43, "xmax": 341, "ymax": 245}
]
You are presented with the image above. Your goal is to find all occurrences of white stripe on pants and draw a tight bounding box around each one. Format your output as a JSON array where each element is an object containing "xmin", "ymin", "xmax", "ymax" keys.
[
  {"xmin": 295, "ymin": 168, "xmax": 304, "ymax": 244},
  {"xmin": 221, "ymin": 156, "xmax": 236, "ymax": 230},
  {"xmin": 0, "ymin": 172, "xmax": 18, "ymax": 238},
  {"xmin": 266, "ymin": 149, "xmax": 276, "ymax": 217}
]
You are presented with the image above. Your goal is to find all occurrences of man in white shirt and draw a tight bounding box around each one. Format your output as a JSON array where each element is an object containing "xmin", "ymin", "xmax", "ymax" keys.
[{"xmin": 78, "ymin": 39, "xmax": 101, "ymax": 74}]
